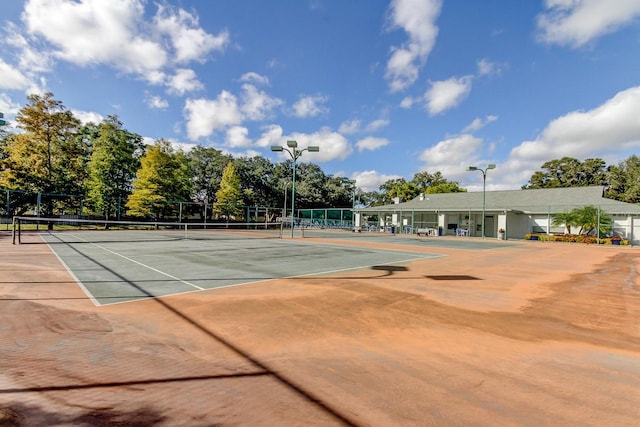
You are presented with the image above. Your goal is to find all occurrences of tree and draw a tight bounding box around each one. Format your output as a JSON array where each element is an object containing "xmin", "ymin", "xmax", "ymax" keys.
[
  {"xmin": 0, "ymin": 93, "xmax": 84, "ymax": 218},
  {"xmin": 551, "ymin": 211, "xmax": 578, "ymax": 234},
  {"xmin": 126, "ymin": 140, "xmax": 191, "ymax": 219},
  {"xmin": 234, "ymin": 156, "xmax": 278, "ymax": 209},
  {"xmin": 523, "ymin": 157, "xmax": 607, "ymax": 189},
  {"xmin": 606, "ymin": 155, "xmax": 640, "ymax": 203},
  {"xmin": 214, "ymin": 162, "xmax": 244, "ymax": 220},
  {"xmin": 378, "ymin": 178, "xmax": 420, "ymax": 205},
  {"xmin": 187, "ymin": 146, "xmax": 232, "ymax": 218},
  {"xmin": 573, "ymin": 205, "xmax": 612, "ymax": 236},
  {"xmin": 425, "ymin": 182, "xmax": 467, "ymax": 194},
  {"xmin": 85, "ymin": 115, "xmax": 145, "ymax": 220},
  {"xmin": 294, "ymin": 162, "xmax": 329, "ymax": 209}
]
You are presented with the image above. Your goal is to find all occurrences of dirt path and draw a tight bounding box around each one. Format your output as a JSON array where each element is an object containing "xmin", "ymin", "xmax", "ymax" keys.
[{"xmin": 1, "ymin": 232, "xmax": 639, "ymax": 426}]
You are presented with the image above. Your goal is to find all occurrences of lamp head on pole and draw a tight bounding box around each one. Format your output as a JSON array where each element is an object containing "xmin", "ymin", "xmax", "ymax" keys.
[
  {"xmin": 286, "ymin": 140, "xmax": 298, "ymax": 148},
  {"xmin": 270, "ymin": 146, "xmax": 283, "ymax": 152},
  {"xmin": 487, "ymin": 164, "xmax": 496, "ymax": 170},
  {"xmin": 307, "ymin": 146, "xmax": 320, "ymax": 152},
  {"xmin": 466, "ymin": 166, "xmax": 478, "ymax": 171}
]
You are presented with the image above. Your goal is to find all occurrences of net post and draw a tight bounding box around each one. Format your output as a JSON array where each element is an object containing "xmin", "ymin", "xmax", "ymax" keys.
[{"xmin": 12, "ymin": 216, "xmax": 17, "ymax": 244}]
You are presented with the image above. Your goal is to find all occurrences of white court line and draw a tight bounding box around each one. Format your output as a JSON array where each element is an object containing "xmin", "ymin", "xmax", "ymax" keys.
[
  {"xmin": 50, "ymin": 233, "xmax": 206, "ymax": 298},
  {"xmin": 43, "ymin": 234, "xmax": 101, "ymax": 306}
]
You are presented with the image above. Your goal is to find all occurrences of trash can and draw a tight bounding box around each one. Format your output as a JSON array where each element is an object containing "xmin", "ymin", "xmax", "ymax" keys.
[
  {"xmin": 438, "ymin": 226, "xmax": 443, "ymax": 236},
  {"xmin": 391, "ymin": 225, "xmax": 395, "ymax": 234}
]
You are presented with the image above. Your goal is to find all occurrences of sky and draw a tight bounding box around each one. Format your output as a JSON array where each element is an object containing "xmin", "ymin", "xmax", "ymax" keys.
[{"xmin": 1, "ymin": 0, "xmax": 640, "ymax": 193}]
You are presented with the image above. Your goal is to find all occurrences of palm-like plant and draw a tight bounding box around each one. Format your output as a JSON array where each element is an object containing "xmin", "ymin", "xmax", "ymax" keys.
[
  {"xmin": 551, "ymin": 211, "xmax": 577, "ymax": 234},
  {"xmin": 552, "ymin": 206, "xmax": 612, "ymax": 236}
]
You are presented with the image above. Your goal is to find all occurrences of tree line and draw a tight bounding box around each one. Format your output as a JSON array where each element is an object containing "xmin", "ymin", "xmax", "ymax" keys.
[
  {"xmin": 1, "ymin": 93, "xmax": 638, "ymax": 221},
  {"xmin": 1, "ymin": 93, "xmax": 461, "ymax": 221}
]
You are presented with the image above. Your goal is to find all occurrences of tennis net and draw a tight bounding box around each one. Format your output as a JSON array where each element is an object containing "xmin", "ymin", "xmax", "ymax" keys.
[{"xmin": 12, "ymin": 216, "xmax": 284, "ymax": 244}]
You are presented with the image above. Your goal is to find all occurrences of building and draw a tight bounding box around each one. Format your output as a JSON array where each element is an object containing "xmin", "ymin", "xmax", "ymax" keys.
[{"xmin": 356, "ymin": 186, "xmax": 640, "ymax": 244}]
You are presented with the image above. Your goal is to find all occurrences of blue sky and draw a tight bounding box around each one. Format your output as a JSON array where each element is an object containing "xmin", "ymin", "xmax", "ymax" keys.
[{"xmin": 1, "ymin": 0, "xmax": 640, "ymax": 192}]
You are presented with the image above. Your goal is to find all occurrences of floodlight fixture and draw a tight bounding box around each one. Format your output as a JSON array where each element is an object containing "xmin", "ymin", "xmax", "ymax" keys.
[
  {"xmin": 466, "ymin": 164, "xmax": 497, "ymax": 239},
  {"xmin": 271, "ymin": 139, "xmax": 319, "ymax": 238}
]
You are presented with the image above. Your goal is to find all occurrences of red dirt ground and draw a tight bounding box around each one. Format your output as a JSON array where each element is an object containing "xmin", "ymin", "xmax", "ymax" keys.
[{"xmin": 1, "ymin": 231, "xmax": 639, "ymax": 426}]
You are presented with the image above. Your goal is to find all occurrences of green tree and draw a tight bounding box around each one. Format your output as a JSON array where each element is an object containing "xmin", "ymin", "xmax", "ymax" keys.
[
  {"xmin": 425, "ymin": 182, "xmax": 467, "ymax": 194},
  {"xmin": 126, "ymin": 140, "xmax": 191, "ymax": 219},
  {"xmin": 85, "ymin": 115, "xmax": 144, "ymax": 220},
  {"xmin": 523, "ymin": 157, "xmax": 607, "ymax": 189},
  {"xmin": 551, "ymin": 210, "xmax": 578, "ymax": 234},
  {"xmin": 606, "ymin": 155, "xmax": 640, "ymax": 203},
  {"xmin": 214, "ymin": 161, "xmax": 244, "ymax": 220},
  {"xmin": 187, "ymin": 146, "xmax": 232, "ymax": 218},
  {"xmin": 576, "ymin": 205, "xmax": 613, "ymax": 235},
  {"xmin": 378, "ymin": 178, "xmax": 420, "ymax": 205},
  {"xmin": 234, "ymin": 156, "xmax": 278, "ymax": 209},
  {"xmin": 294, "ymin": 162, "xmax": 329, "ymax": 209},
  {"xmin": 0, "ymin": 93, "xmax": 84, "ymax": 218}
]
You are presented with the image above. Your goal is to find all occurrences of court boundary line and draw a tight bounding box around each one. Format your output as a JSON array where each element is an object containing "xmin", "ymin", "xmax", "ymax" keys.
[
  {"xmin": 63, "ymin": 232, "xmax": 207, "ymax": 291},
  {"xmin": 44, "ymin": 234, "xmax": 101, "ymax": 306},
  {"xmin": 43, "ymin": 233, "xmax": 443, "ymax": 307}
]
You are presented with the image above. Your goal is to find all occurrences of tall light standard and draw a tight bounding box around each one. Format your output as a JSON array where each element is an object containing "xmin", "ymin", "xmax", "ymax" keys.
[
  {"xmin": 342, "ymin": 178, "xmax": 356, "ymax": 230},
  {"xmin": 271, "ymin": 140, "xmax": 319, "ymax": 238},
  {"xmin": 466, "ymin": 164, "xmax": 496, "ymax": 239}
]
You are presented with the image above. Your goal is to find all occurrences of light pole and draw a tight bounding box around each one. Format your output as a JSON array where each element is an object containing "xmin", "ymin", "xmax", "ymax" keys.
[
  {"xmin": 342, "ymin": 178, "xmax": 356, "ymax": 230},
  {"xmin": 271, "ymin": 140, "xmax": 319, "ymax": 238},
  {"xmin": 466, "ymin": 164, "xmax": 496, "ymax": 239}
]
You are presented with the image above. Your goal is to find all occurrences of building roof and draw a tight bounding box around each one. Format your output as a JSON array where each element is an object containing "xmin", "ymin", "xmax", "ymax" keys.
[{"xmin": 359, "ymin": 186, "xmax": 640, "ymax": 215}]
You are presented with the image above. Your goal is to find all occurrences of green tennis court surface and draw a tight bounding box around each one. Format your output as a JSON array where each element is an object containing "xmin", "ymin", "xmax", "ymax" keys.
[
  {"xmin": 301, "ymin": 229, "xmax": 523, "ymax": 250},
  {"xmin": 41, "ymin": 231, "xmax": 440, "ymax": 306}
]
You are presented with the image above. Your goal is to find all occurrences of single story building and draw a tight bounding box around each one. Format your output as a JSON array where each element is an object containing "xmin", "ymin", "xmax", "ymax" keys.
[{"xmin": 356, "ymin": 186, "xmax": 640, "ymax": 244}]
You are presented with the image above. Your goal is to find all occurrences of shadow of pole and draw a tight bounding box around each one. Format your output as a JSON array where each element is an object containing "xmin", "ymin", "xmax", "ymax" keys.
[{"xmin": 22, "ymin": 232, "xmax": 360, "ymax": 426}]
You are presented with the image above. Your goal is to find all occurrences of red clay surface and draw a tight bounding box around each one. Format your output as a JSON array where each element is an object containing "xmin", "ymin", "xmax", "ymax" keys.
[{"xmin": 1, "ymin": 231, "xmax": 639, "ymax": 426}]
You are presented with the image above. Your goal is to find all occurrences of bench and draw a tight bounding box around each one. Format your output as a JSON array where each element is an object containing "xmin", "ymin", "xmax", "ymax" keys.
[{"xmin": 416, "ymin": 228, "xmax": 435, "ymax": 236}]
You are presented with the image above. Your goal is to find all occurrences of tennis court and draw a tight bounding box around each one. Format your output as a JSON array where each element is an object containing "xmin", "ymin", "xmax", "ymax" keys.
[{"xmin": 33, "ymin": 226, "xmax": 441, "ymax": 305}]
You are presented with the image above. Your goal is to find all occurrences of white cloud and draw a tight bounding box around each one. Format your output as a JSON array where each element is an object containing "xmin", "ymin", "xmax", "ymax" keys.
[
  {"xmin": 463, "ymin": 115, "xmax": 498, "ymax": 133},
  {"xmin": 536, "ymin": 0, "xmax": 640, "ymax": 47},
  {"xmin": 0, "ymin": 58, "xmax": 31, "ymax": 90},
  {"xmin": 241, "ymin": 84, "xmax": 283, "ymax": 121},
  {"xmin": 23, "ymin": 0, "xmax": 167, "ymax": 76},
  {"xmin": 352, "ymin": 170, "xmax": 402, "ymax": 192},
  {"xmin": 72, "ymin": 109, "xmax": 103, "ymax": 125},
  {"xmin": 6, "ymin": 22, "xmax": 53, "ymax": 74},
  {"xmin": 366, "ymin": 119, "xmax": 390, "ymax": 132},
  {"xmin": 239, "ymin": 72, "xmax": 270, "ymax": 86},
  {"xmin": 255, "ymin": 124, "xmax": 283, "ymax": 147},
  {"xmin": 400, "ymin": 96, "xmax": 415, "ymax": 109},
  {"xmin": 419, "ymin": 134, "xmax": 484, "ymax": 181},
  {"xmin": 280, "ymin": 128, "xmax": 352, "ymax": 162},
  {"xmin": 425, "ymin": 76, "xmax": 473, "ymax": 115},
  {"xmin": 476, "ymin": 58, "xmax": 505, "ymax": 77},
  {"xmin": 510, "ymin": 85, "xmax": 640, "ymax": 162},
  {"xmin": 385, "ymin": 0, "xmax": 442, "ymax": 92},
  {"xmin": 167, "ymin": 68, "xmax": 204, "ymax": 95},
  {"xmin": 498, "ymin": 85, "xmax": 640, "ymax": 190},
  {"xmin": 20, "ymin": 0, "xmax": 229, "ymax": 90},
  {"xmin": 226, "ymin": 126, "xmax": 252, "ymax": 148},
  {"xmin": 183, "ymin": 84, "xmax": 283, "ymax": 141},
  {"xmin": 292, "ymin": 95, "xmax": 329, "ymax": 118},
  {"xmin": 154, "ymin": 4, "xmax": 230, "ymax": 63},
  {"xmin": 184, "ymin": 91, "xmax": 242, "ymax": 140},
  {"xmin": 339, "ymin": 119, "xmax": 361, "ymax": 134},
  {"xmin": 356, "ymin": 137, "xmax": 390, "ymax": 152},
  {"xmin": 420, "ymin": 134, "xmax": 482, "ymax": 169},
  {"xmin": 146, "ymin": 94, "xmax": 169, "ymax": 109}
]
